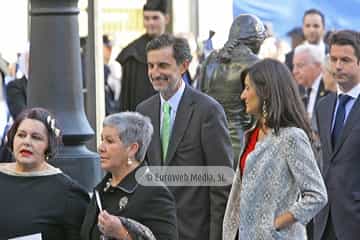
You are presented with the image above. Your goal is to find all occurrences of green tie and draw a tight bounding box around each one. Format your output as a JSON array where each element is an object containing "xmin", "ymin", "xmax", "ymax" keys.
[{"xmin": 161, "ymin": 102, "xmax": 171, "ymax": 161}]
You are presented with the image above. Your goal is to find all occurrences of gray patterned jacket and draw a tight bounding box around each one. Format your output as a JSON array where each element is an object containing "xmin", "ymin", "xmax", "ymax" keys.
[{"xmin": 223, "ymin": 127, "xmax": 327, "ymax": 240}]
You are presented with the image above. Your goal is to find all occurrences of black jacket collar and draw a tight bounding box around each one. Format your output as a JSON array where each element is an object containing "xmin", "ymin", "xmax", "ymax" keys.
[{"xmin": 96, "ymin": 161, "xmax": 148, "ymax": 194}]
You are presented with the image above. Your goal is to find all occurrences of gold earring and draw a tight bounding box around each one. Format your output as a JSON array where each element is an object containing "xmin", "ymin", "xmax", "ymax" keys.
[{"xmin": 262, "ymin": 100, "xmax": 268, "ymax": 123}]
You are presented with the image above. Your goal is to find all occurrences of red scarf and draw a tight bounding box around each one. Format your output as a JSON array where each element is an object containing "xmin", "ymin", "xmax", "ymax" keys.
[{"xmin": 240, "ymin": 127, "xmax": 259, "ymax": 177}]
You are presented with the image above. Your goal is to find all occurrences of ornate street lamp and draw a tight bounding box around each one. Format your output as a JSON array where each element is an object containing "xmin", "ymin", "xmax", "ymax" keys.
[{"xmin": 28, "ymin": 0, "xmax": 101, "ymax": 191}]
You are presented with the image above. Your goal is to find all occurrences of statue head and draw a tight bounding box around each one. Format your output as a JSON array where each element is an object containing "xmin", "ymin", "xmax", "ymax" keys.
[{"xmin": 228, "ymin": 14, "xmax": 267, "ymax": 54}]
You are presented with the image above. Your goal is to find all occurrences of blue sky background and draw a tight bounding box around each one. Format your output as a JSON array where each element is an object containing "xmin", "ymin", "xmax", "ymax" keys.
[{"xmin": 233, "ymin": 0, "xmax": 360, "ymax": 38}]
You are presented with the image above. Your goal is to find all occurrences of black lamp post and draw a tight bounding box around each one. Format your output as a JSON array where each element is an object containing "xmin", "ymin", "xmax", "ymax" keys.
[{"xmin": 28, "ymin": 0, "xmax": 101, "ymax": 191}]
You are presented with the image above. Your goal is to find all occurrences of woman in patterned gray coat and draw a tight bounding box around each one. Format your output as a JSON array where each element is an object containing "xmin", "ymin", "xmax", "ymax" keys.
[{"xmin": 222, "ymin": 58, "xmax": 327, "ymax": 240}]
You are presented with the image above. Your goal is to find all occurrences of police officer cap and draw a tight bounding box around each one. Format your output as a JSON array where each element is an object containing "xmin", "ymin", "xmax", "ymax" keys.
[{"xmin": 143, "ymin": 0, "xmax": 169, "ymax": 15}]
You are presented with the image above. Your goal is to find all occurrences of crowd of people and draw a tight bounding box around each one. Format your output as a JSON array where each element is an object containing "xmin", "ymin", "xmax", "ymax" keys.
[{"xmin": 0, "ymin": 0, "xmax": 360, "ymax": 239}]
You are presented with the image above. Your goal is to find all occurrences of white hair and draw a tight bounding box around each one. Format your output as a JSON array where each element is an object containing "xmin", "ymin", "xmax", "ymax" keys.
[{"xmin": 294, "ymin": 44, "xmax": 325, "ymax": 64}]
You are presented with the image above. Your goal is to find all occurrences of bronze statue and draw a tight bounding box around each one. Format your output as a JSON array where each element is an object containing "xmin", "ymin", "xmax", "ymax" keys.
[{"xmin": 198, "ymin": 14, "xmax": 267, "ymax": 166}]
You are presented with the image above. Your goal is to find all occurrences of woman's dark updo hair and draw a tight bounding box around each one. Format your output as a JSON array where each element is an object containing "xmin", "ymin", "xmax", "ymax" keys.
[{"xmin": 6, "ymin": 108, "xmax": 62, "ymax": 160}]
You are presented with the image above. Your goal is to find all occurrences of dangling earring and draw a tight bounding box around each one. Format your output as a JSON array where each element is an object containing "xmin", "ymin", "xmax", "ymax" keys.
[
  {"xmin": 262, "ymin": 100, "xmax": 268, "ymax": 125},
  {"xmin": 45, "ymin": 154, "xmax": 50, "ymax": 161},
  {"xmin": 127, "ymin": 157, "xmax": 133, "ymax": 165}
]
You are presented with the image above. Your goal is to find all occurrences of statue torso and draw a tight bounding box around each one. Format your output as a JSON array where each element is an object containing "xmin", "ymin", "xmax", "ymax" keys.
[{"xmin": 199, "ymin": 47, "xmax": 259, "ymax": 126}]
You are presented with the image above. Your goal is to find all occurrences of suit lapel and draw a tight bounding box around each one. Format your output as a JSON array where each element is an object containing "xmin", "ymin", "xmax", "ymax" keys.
[
  {"xmin": 331, "ymin": 96, "xmax": 360, "ymax": 157},
  {"xmin": 323, "ymin": 94, "xmax": 337, "ymax": 154},
  {"xmin": 315, "ymin": 79, "xmax": 327, "ymax": 104},
  {"xmin": 147, "ymin": 96, "xmax": 163, "ymax": 165},
  {"xmin": 165, "ymin": 86, "xmax": 194, "ymax": 164}
]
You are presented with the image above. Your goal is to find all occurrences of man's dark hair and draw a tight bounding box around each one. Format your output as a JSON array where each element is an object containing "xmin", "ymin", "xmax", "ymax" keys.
[
  {"xmin": 143, "ymin": 0, "xmax": 169, "ymax": 15},
  {"xmin": 102, "ymin": 34, "xmax": 112, "ymax": 48},
  {"xmin": 329, "ymin": 30, "xmax": 360, "ymax": 62},
  {"xmin": 286, "ymin": 27, "xmax": 304, "ymax": 38},
  {"xmin": 303, "ymin": 8, "xmax": 325, "ymax": 27},
  {"xmin": 324, "ymin": 30, "xmax": 334, "ymax": 45},
  {"xmin": 146, "ymin": 33, "xmax": 193, "ymax": 65}
]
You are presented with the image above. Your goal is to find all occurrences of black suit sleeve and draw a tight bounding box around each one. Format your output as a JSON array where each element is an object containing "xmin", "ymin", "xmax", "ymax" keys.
[
  {"xmin": 201, "ymin": 102, "xmax": 234, "ymax": 240},
  {"xmin": 6, "ymin": 78, "xmax": 27, "ymax": 118}
]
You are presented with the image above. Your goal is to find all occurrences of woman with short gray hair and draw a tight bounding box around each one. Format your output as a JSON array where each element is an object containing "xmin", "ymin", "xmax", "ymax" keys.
[
  {"xmin": 103, "ymin": 112, "xmax": 153, "ymax": 162},
  {"xmin": 81, "ymin": 112, "xmax": 178, "ymax": 240}
]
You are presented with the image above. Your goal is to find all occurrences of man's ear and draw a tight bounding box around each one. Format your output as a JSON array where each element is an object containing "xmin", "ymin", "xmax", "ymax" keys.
[
  {"xmin": 314, "ymin": 62, "xmax": 323, "ymax": 71},
  {"xmin": 180, "ymin": 60, "xmax": 190, "ymax": 75},
  {"xmin": 165, "ymin": 14, "xmax": 170, "ymax": 25}
]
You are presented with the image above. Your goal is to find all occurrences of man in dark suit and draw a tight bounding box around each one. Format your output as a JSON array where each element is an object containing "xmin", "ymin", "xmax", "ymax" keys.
[
  {"xmin": 137, "ymin": 34, "xmax": 233, "ymax": 240},
  {"xmin": 293, "ymin": 44, "xmax": 328, "ymax": 119},
  {"xmin": 314, "ymin": 30, "xmax": 360, "ymax": 240}
]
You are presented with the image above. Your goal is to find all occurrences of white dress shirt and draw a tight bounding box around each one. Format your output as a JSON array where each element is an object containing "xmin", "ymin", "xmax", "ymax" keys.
[
  {"xmin": 160, "ymin": 80, "xmax": 185, "ymax": 136},
  {"xmin": 307, "ymin": 74, "xmax": 322, "ymax": 118},
  {"xmin": 331, "ymin": 83, "xmax": 360, "ymax": 131}
]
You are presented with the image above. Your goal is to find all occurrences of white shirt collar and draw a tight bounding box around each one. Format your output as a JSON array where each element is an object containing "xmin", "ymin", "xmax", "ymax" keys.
[
  {"xmin": 160, "ymin": 79, "xmax": 185, "ymax": 112},
  {"xmin": 337, "ymin": 83, "xmax": 360, "ymax": 99},
  {"xmin": 307, "ymin": 74, "xmax": 322, "ymax": 118},
  {"xmin": 311, "ymin": 74, "xmax": 322, "ymax": 93}
]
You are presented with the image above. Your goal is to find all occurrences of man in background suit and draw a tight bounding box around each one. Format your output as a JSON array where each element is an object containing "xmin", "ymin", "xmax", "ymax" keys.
[
  {"xmin": 117, "ymin": 0, "xmax": 170, "ymax": 111},
  {"xmin": 285, "ymin": 9, "xmax": 326, "ymax": 72},
  {"xmin": 5, "ymin": 76, "xmax": 27, "ymax": 119},
  {"xmin": 293, "ymin": 44, "xmax": 327, "ymax": 119},
  {"xmin": 285, "ymin": 27, "xmax": 305, "ymax": 72},
  {"xmin": 314, "ymin": 30, "xmax": 360, "ymax": 240},
  {"xmin": 137, "ymin": 34, "xmax": 233, "ymax": 240}
]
